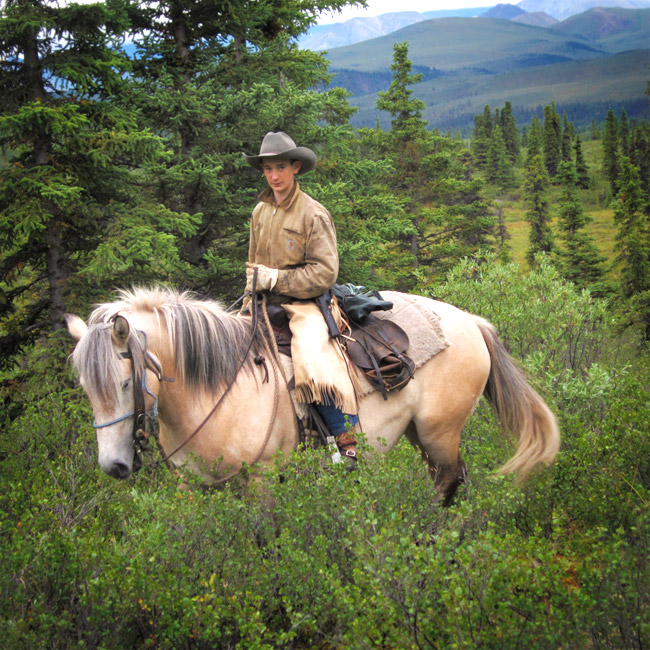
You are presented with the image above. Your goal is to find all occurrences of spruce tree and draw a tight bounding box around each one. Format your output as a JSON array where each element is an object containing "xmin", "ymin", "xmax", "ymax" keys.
[
  {"xmin": 629, "ymin": 123, "xmax": 650, "ymax": 210},
  {"xmin": 524, "ymin": 154, "xmax": 554, "ymax": 266},
  {"xmin": 602, "ymin": 107, "xmax": 620, "ymax": 193},
  {"xmin": 542, "ymin": 103, "xmax": 562, "ymax": 179},
  {"xmin": 556, "ymin": 162, "xmax": 604, "ymax": 288},
  {"xmin": 526, "ymin": 116, "xmax": 543, "ymax": 164},
  {"xmin": 124, "ymin": 0, "xmax": 355, "ymax": 296},
  {"xmin": 619, "ymin": 108, "xmax": 630, "ymax": 156},
  {"xmin": 370, "ymin": 42, "xmax": 495, "ymax": 285},
  {"xmin": 0, "ymin": 0, "xmax": 194, "ymax": 365},
  {"xmin": 614, "ymin": 157, "xmax": 650, "ymax": 339},
  {"xmin": 487, "ymin": 124, "xmax": 515, "ymax": 189},
  {"xmin": 471, "ymin": 105, "xmax": 492, "ymax": 169},
  {"xmin": 561, "ymin": 111, "xmax": 573, "ymax": 162},
  {"xmin": 500, "ymin": 101, "xmax": 520, "ymax": 164},
  {"xmin": 574, "ymin": 134, "xmax": 590, "ymax": 189},
  {"xmin": 590, "ymin": 120, "xmax": 601, "ymax": 140}
]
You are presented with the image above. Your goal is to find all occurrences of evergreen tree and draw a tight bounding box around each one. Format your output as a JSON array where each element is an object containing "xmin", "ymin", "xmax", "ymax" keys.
[
  {"xmin": 0, "ymin": 0, "xmax": 194, "ymax": 365},
  {"xmin": 369, "ymin": 42, "xmax": 495, "ymax": 286},
  {"xmin": 629, "ymin": 123, "xmax": 650, "ymax": 212},
  {"xmin": 499, "ymin": 101, "xmax": 520, "ymax": 164},
  {"xmin": 590, "ymin": 119, "xmax": 601, "ymax": 140},
  {"xmin": 556, "ymin": 162, "xmax": 604, "ymax": 288},
  {"xmin": 124, "ymin": 0, "xmax": 354, "ymax": 296},
  {"xmin": 614, "ymin": 157, "xmax": 650, "ymax": 339},
  {"xmin": 526, "ymin": 116, "xmax": 542, "ymax": 164},
  {"xmin": 602, "ymin": 107, "xmax": 620, "ymax": 194},
  {"xmin": 471, "ymin": 105, "xmax": 492, "ymax": 169},
  {"xmin": 574, "ymin": 134, "xmax": 590, "ymax": 189},
  {"xmin": 561, "ymin": 111, "xmax": 573, "ymax": 162},
  {"xmin": 487, "ymin": 124, "xmax": 515, "ymax": 189},
  {"xmin": 542, "ymin": 103, "xmax": 562, "ymax": 179},
  {"xmin": 619, "ymin": 108, "xmax": 630, "ymax": 156},
  {"xmin": 524, "ymin": 154, "xmax": 554, "ymax": 266}
]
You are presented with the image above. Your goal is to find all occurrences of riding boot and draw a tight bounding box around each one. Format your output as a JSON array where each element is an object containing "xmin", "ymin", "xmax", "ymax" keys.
[{"xmin": 336, "ymin": 430, "xmax": 358, "ymax": 470}]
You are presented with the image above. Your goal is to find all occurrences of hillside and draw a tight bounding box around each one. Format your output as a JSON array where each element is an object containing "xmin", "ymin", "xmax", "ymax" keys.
[
  {"xmin": 324, "ymin": 17, "xmax": 608, "ymax": 73},
  {"xmin": 512, "ymin": 11, "xmax": 559, "ymax": 26},
  {"xmin": 553, "ymin": 6, "xmax": 650, "ymax": 49},
  {"xmin": 302, "ymin": 0, "xmax": 650, "ymax": 50},
  {"xmin": 323, "ymin": 10, "xmax": 649, "ymax": 132},
  {"xmin": 299, "ymin": 6, "xmax": 490, "ymax": 50},
  {"xmin": 481, "ymin": 3, "xmax": 526, "ymax": 19}
]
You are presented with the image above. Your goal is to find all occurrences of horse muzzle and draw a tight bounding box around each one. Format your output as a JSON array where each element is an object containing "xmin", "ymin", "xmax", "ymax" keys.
[{"xmin": 103, "ymin": 460, "xmax": 133, "ymax": 479}]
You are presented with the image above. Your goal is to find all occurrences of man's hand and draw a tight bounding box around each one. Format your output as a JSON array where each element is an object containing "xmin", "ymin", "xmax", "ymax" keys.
[{"xmin": 246, "ymin": 263, "xmax": 279, "ymax": 292}]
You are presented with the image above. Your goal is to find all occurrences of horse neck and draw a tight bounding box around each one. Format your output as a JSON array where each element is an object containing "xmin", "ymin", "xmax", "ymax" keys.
[{"xmin": 157, "ymin": 305, "xmax": 255, "ymax": 396}]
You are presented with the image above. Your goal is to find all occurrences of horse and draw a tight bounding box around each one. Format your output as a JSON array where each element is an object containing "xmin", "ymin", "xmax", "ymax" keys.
[{"xmin": 65, "ymin": 286, "xmax": 559, "ymax": 505}]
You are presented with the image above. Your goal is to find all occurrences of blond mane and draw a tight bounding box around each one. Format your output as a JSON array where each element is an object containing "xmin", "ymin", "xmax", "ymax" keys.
[{"xmin": 74, "ymin": 287, "xmax": 256, "ymax": 398}]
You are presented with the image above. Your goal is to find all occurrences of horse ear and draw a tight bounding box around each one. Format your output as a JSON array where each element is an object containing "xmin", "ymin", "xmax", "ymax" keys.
[
  {"xmin": 112, "ymin": 315, "xmax": 130, "ymax": 346},
  {"xmin": 65, "ymin": 314, "xmax": 88, "ymax": 341}
]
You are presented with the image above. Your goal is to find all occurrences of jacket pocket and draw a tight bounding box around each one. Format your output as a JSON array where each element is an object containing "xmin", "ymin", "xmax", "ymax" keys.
[{"xmin": 281, "ymin": 227, "xmax": 306, "ymax": 266}]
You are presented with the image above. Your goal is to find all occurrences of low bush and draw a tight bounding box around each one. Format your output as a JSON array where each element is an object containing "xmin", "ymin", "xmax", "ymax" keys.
[{"xmin": 1, "ymin": 259, "xmax": 648, "ymax": 648}]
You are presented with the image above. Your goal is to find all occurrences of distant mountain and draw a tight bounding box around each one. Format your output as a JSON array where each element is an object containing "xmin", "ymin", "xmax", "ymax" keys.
[
  {"xmin": 481, "ymin": 4, "xmax": 526, "ymax": 19},
  {"xmin": 553, "ymin": 6, "xmax": 649, "ymax": 44},
  {"xmin": 301, "ymin": 12, "xmax": 425, "ymax": 51},
  {"xmin": 516, "ymin": 0, "xmax": 650, "ymax": 21},
  {"xmin": 325, "ymin": 17, "xmax": 607, "ymax": 73},
  {"xmin": 299, "ymin": 7, "xmax": 493, "ymax": 51},
  {"xmin": 512, "ymin": 11, "xmax": 559, "ymax": 26},
  {"xmin": 322, "ymin": 10, "xmax": 648, "ymax": 132},
  {"xmin": 301, "ymin": 0, "xmax": 650, "ymax": 51}
]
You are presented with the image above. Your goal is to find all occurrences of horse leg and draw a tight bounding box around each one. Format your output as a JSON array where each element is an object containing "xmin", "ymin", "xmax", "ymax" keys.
[{"xmin": 404, "ymin": 422, "xmax": 467, "ymax": 506}]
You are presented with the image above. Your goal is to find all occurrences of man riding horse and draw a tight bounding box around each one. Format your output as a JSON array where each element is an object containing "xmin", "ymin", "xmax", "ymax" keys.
[{"xmin": 243, "ymin": 131, "xmax": 360, "ymax": 463}]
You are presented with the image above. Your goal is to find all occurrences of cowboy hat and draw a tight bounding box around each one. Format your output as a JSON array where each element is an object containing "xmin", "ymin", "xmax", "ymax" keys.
[{"xmin": 244, "ymin": 132, "xmax": 316, "ymax": 174}]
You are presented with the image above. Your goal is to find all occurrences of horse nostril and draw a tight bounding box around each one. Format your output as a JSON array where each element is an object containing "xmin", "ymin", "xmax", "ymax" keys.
[{"xmin": 106, "ymin": 461, "xmax": 132, "ymax": 480}]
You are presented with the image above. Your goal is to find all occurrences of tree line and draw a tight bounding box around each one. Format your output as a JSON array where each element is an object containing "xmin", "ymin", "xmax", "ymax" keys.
[{"xmin": 471, "ymin": 96, "xmax": 650, "ymax": 336}]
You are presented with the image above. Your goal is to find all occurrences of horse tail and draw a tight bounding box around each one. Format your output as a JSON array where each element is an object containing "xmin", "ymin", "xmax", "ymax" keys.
[{"xmin": 474, "ymin": 316, "xmax": 560, "ymax": 480}]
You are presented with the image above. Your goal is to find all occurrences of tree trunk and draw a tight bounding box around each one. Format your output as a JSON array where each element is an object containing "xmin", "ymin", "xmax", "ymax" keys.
[{"xmin": 45, "ymin": 217, "xmax": 67, "ymax": 330}]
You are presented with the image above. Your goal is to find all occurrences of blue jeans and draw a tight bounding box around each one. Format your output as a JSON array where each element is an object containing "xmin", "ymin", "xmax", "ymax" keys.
[{"xmin": 314, "ymin": 398, "xmax": 359, "ymax": 436}]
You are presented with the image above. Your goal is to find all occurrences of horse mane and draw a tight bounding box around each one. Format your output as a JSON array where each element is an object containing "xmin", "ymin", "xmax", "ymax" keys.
[{"xmin": 77, "ymin": 287, "xmax": 256, "ymax": 397}]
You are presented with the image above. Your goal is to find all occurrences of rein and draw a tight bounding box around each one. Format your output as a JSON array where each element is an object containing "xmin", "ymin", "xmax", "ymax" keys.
[
  {"xmin": 92, "ymin": 271, "xmax": 280, "ymax": 482},
  {"xmin": 93, "ymin": 331, "xmax": 174, "ymax": 469},
  {"xmin": 152, "ymin": 269, "xmax": 280, "ymax": 483}
]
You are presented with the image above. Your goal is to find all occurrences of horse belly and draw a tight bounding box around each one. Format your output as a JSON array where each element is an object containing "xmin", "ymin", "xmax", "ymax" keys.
[{"xmin": 358, "ymin": 377, "xmax": 421, "ymax": 452}]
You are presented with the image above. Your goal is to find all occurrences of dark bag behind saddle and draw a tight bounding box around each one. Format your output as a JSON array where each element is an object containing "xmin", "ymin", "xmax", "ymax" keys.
[{"xmin": 345, "ymin": 314, "xmax": 415, "ymax": 400}]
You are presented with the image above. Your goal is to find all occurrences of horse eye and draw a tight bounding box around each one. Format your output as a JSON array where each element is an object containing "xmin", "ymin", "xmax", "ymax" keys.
[{"xmin": 121, "ymin": 377, "xmax": 131, "ymax": 391}]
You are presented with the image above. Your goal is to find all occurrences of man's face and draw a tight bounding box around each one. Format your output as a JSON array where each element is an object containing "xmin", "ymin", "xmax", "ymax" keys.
[{"xmin": 262, "ymin": 158, "xmax": 301, "ymax": 198}]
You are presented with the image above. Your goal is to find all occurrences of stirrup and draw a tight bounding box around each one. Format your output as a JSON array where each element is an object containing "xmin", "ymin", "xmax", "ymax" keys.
[{"xmin": 335, "ymin": 431, "xmax": 358, "ymax": 470}]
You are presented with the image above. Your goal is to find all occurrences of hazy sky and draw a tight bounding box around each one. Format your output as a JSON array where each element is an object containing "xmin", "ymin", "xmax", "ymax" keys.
[{"xmin": 318, "ymin": 0, "xmax": 498, "ymax": 24}]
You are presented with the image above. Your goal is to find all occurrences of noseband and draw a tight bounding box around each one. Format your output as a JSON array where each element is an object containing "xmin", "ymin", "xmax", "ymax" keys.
[{"xmin": 93, "ymin": 332, "xmax": 173, "ymax": 469}]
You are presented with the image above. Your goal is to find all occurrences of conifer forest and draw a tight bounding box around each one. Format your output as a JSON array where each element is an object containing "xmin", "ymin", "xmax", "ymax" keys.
[{"xmin": 1, "ymin": 2, "xmax": 649, "ymax": 647}]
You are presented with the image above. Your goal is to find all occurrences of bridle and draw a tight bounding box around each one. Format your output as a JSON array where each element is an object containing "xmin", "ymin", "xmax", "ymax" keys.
[
  {"xmin": 92, "ymin": 330, "xmax": 174, "ymax": 470},
  {"xmin": 91, "ymin": 269, "xmax": 280, "ymax": 480}
]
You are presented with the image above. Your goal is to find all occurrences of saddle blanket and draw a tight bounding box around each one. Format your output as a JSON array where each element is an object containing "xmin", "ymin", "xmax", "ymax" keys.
[{"xmin": 279, "ymin": 291, "xmax": 449, "ymax": 410}]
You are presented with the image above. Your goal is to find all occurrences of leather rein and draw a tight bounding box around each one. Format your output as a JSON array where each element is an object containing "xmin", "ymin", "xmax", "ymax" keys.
[
  {"xmin": 95, "ymin": 270, "xmax": 279, "ymax": 481},
  {"xmin": 92, "ymin": 331, "xmax": 173, "ymax": 470}
]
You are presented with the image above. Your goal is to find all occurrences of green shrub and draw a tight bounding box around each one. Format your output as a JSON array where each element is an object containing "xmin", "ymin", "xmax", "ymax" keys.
[{"xmin": 1, "ymin": 260, "xmax": 649, "ymax": 648}]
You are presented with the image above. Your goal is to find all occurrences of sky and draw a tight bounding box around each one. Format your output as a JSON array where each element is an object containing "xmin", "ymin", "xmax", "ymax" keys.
[{"xmin": 318, "ymin": 0, "xmax": 498, "ymax": 24}]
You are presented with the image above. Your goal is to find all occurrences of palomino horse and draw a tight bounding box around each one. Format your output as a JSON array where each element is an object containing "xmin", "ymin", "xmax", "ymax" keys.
[{"xmin": 66, "ymin": 287, "xmax": 559, "ymax": 504}]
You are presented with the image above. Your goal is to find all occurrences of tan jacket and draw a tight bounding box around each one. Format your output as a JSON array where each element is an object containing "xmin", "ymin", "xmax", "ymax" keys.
[{"xmin": 248, "ymin": 183, "xmax": 338, "ymax": 300}]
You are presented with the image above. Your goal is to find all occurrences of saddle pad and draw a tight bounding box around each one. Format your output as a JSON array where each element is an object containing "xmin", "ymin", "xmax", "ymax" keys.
[{"xmin": 278, "ymin": 291, "xmax": 449, "ymax": 402}]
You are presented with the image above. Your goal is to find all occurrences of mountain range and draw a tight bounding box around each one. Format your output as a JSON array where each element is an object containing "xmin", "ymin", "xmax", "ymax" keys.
[
  {"xmin": 300, "ymin": 0, "xmax": 650, "ymax": 50},
  {"xmin": 318, "ymin": 6, "xmax": 649, "ymax": 132}
]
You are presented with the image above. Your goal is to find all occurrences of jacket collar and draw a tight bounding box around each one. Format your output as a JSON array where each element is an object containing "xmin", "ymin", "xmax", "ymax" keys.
[{"xmin": 258, "ymin": 182, "xmax": 300, "ymax": 210}]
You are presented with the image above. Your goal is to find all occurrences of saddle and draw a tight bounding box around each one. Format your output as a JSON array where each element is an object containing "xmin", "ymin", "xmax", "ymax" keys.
[
  {"xmin": 343, "ymin": 313, "xmax": 415, "ymax": 400},
  {"xmin": 263, "ymin": 285, "xmax": 415, "ymax": 401}
]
